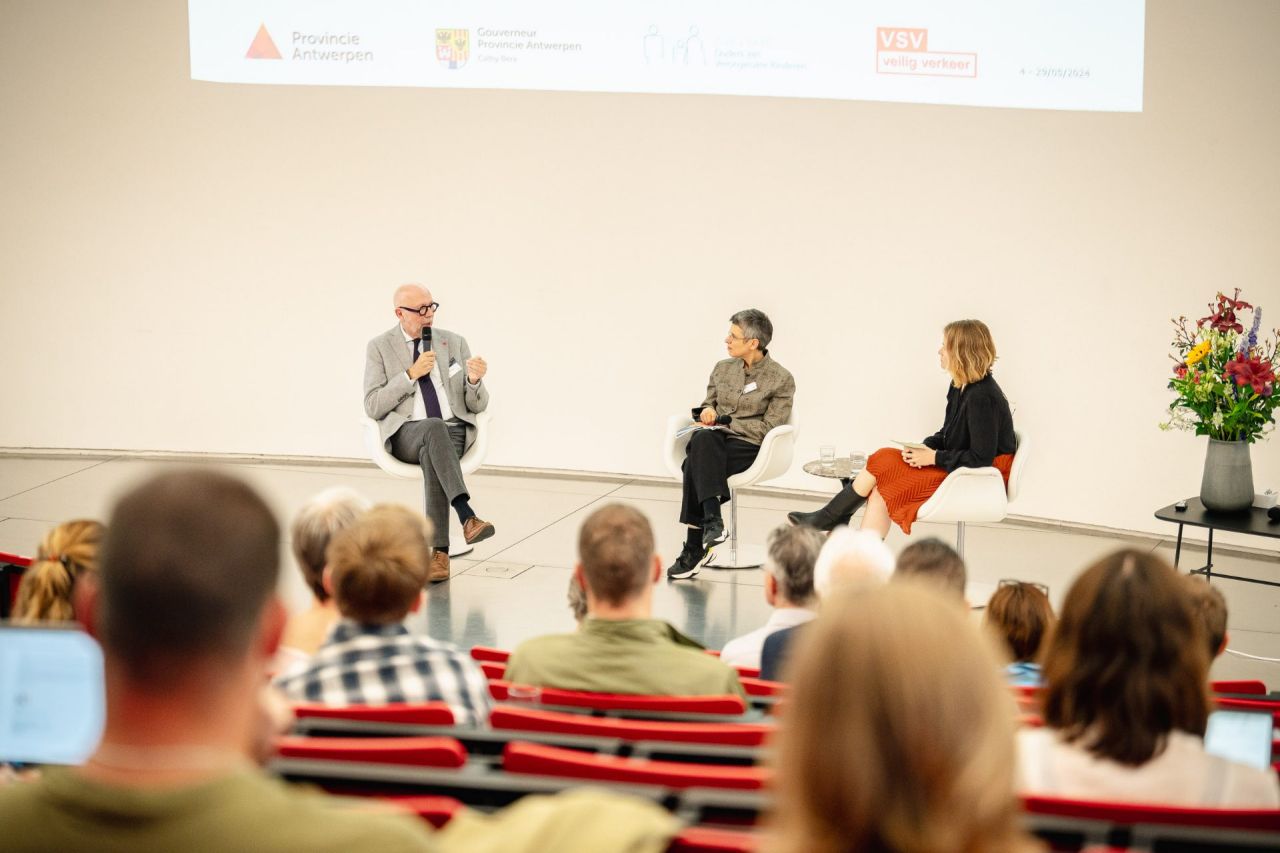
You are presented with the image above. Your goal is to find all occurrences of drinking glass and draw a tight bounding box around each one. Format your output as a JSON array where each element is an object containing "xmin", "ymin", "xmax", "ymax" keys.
[{"xmin": 819, "ymin": 445, "xmax": 836, "ymax": 471}]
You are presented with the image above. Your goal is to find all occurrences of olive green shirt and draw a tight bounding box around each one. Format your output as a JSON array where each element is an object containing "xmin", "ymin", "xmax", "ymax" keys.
[
  {"xmin": 505, "ymin": 618, "xmax": 744, "ymax": 698},
  {"xmin": 0, "ymin": 767, "xmax": 435, "ymax": 853},
  {"xmin": 697, "ymin": 354, "xmax": 795, "ymax": 445}
]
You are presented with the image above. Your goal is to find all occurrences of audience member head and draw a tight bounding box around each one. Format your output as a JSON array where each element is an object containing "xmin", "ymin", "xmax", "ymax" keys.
[
  {"xmin": 1182, "ymin": 575, "xmax": 1228, "ymax": 659},
  {"xmin": 290, "ymin": 487, "xmax": 371, "ymax": 604},
  {"xmin": 1042, "ymin": 548, "xmax": 1211, "ymax": 766},
  {"xmin": 13, "ymin": 519, "xmax": 104, "ymax": 624},
  {"xmin": 576, "ymin": 503, "xmax": 659, "ymax": 611},
  {"xmin": 326, "ymin": 504, "xmax": 431, "ymax": 624},
  {"xmin": 942, "ymin": 319, "xmax": 997, "ymax": 386},
  {"xmin": 893, "ymin": 537, "xmax": 967, "ymax": 601},
  {"xmin": 762, "ymin": 524, "xmax": 822, "ymax": 609},
  {"xmin": 812, "ymin": 528, "xmax": 893, "ymax": 600},
  {"xmin": 772, "ymin": 583, "xmax": 1033, "ymax": 853},
  {"xmin": 94, "ymin": 470, "xmax": 281, "ymax": 688},
  {"xmin": 985, "ymin": 581, "xmax": 1055, "ymax": 664},
  {"xmin": 566, "ymin": 573, "xmax": 588, "ymax": 625}
]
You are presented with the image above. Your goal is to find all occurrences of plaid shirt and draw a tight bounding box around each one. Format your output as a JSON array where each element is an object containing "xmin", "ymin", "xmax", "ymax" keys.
[{"xmin": 273, "ymin": 621, "xmax": 492, "ymax": 726}]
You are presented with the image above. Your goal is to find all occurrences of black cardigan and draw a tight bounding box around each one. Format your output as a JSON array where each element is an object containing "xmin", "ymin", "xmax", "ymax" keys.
[{"xmin": 921, "ymin": 374, "xmax": 1017, "ymax": 472}]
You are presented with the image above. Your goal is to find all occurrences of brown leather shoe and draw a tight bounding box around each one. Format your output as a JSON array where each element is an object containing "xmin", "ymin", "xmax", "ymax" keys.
[
  {"xmin": 462, "ymin": 516, "xmax": 496, "ymax": 545},
  {"xmin": 429, "ymin": 550, "xmax": 450, "ymax": 583}
]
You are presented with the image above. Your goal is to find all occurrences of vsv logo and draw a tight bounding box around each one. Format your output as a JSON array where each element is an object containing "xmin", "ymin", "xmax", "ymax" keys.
[{"xmin": 876, "ymin": 28, "xmax": 928, "ymax": 52}]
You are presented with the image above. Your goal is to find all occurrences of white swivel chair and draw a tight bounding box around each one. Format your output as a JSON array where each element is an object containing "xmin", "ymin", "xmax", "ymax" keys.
[
  {"xmin": 913, "ymin": 429, "xmax": 1029, "ymax": 558},
  {"xmin": 662, "ymin": 411, "xmax": 798, "ymax": 569},
  {"xmin": 361, "ymin": 410, "xmax": 493, "ymax": 557}
]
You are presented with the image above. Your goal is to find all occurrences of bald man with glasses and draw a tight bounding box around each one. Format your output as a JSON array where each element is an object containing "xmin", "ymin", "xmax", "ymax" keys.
[{"xmin": 364, "ymin": 283, "xmax": 493, "ymax": 581}]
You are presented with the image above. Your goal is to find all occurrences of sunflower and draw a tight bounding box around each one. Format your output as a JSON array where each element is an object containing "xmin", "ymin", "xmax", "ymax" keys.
[{"xmin": 1184, "ymin": 340, "xmax": 1212, "ymax": 366}]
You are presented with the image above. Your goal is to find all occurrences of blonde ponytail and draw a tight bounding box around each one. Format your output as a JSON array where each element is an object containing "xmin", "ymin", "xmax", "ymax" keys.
[{"xmin": 12, "ymin": 519, "xmax": 105, "ymax": 624}]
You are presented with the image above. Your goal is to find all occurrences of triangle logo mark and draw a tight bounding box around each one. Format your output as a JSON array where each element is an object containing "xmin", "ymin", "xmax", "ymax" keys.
[{"xmin": 246, "ymin": 24, "xmax": 282, "ymax": 60}]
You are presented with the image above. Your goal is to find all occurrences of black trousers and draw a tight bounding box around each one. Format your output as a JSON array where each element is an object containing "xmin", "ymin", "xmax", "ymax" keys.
[{"xmin": 679, "ymin": 429, "xmax": 759, "ymax": 527}]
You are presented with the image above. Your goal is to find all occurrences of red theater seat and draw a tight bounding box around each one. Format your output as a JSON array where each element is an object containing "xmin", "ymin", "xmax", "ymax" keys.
[
  {"xmin": 1216, "ymin": 696, "xmax": 1280, "ymax": 724},
  {"xmin": 377, "ymin": 795, "xmax": 465, "ymax": 828},
  {"xmin": 274, "ymin": 735, "xmax": 467, "ymax": 768},
  {"xmin": 1022, "ymin": 795, "xmax": 1280, "ymax": 832},
  {"xmin": 503, "ymin": 741, "xmax": 768, "ymax": 790},
  {"xmin": 667, "ymin": 826, "xmax": 758, "ymax": 853},
  {"xmin": 738, "ymin": 677, "xmax": 785, "ymax": 698},
  {"xmin": 489, "ymin": 681, "xmax": 747, "ymax": 715},
  {"xmin": 1213, "ymin": 679, "xmax": 1268, "ymax": 695},
  {"xmin": 291, "ymin": 702, "xmax": 456, "ymax": 726},
  {"xmin": 469, "ymin": 645, "xmax": 510, "ymax": 663},
  {"xmin": 489, "ymin": 706, "xmax": 774, "ymax": 747}
]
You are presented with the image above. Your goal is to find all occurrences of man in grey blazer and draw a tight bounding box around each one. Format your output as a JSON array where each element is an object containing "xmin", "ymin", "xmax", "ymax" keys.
[{"xmin": 364, "ymin": 283, "xmax": 494, "ymax": 581}]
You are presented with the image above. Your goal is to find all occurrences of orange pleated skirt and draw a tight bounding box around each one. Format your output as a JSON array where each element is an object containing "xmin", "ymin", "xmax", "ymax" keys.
[{"xmin": 866, "ymin": 447, "xmax": 1015, "ymax": 534}]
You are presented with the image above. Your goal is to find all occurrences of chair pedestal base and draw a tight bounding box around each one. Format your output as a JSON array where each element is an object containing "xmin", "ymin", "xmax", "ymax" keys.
[{"xmin": 705, "ymin": 543, "xmax": 765, "ymax": 570}]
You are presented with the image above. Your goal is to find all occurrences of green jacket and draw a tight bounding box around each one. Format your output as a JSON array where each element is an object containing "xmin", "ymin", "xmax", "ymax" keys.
[{"xmin": 506, "ymin": 618, "xmax": 745, "ymax": 698}]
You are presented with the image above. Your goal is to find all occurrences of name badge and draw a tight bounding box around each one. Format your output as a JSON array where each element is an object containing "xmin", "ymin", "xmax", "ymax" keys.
[
  {"xmin": 743, "ymin": 382, "xmax": 758, "ymax": 394},
  {"xmin": 448, "ymin": 361, "xmax": 464, "ymax": 378}
]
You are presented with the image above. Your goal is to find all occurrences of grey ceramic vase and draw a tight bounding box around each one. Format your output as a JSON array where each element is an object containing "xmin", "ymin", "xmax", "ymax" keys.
[{"xmin": 1200, "ymin": 438, "xmax": 1254, "ymax": 512}]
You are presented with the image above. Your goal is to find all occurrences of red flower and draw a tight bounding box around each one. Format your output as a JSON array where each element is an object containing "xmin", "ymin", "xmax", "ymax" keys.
[
  {"xmin": 1198, "ymin": 289, "xmax": 1252, "ymax": 334},
  {"xmin": 1224, "ymin": 354, "xmax": 1276, "ymax": 395},
  {"xmin": 1173, "ymin": 364, "xmax": 1187, "ymax": 378}
]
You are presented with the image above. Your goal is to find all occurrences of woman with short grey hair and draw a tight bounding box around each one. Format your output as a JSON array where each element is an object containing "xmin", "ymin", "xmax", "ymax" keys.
[{"xmin": 667, "ymin": 309, "xmax": 795, "ymax": 580}]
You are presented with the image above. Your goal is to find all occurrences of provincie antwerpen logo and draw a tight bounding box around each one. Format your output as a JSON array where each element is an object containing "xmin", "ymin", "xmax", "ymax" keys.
[
  {"xmin": 245, "ymin": 24, "xmax": 282, "ymax": 59},
  {"xmin": 244, "ymin": 23, "xmax": 375, "ymax": 62}
]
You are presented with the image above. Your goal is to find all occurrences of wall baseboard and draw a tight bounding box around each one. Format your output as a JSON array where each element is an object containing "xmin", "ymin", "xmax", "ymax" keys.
[{"xmin": 3, "ymin": 446, "xmax": 1276, "ymax": 561}]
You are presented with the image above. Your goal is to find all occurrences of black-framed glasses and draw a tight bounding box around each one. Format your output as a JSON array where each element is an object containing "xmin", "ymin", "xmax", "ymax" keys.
[
  {"xmin": 999, "ymin": 578, "xmax": 1049, "ymax": 596},
  {"xmin": 397, "ymin": 303, "xmax": 439, "ymax": 316}
]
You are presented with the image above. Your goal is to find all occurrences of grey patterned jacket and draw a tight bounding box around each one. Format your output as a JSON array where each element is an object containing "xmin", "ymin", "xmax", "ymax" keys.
[{"xmin": 693, "ymin": 354, "xmax": 795, "ymax": 445}]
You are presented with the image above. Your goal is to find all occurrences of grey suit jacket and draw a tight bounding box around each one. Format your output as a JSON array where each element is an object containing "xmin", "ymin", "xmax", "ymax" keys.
[{"xmin": 364, "ymin": 325, "xmax": 490, "ymax": 452}]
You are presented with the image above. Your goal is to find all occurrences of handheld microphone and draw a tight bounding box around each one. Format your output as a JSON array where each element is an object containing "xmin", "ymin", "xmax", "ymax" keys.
[{"xmin": 420, "ymin": 326, "xmax": 432, "ymax": 351}]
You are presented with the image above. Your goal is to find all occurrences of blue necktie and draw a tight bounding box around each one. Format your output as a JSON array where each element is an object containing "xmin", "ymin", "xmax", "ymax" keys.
[{"xmin": 413, "ymin": 338, "xmax": 443, "ymax": 419}]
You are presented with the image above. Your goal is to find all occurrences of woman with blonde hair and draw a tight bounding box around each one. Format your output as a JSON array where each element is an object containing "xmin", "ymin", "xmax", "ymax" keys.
[
  {"xmin": 789, "ymin": 319, "xmax": 1017, "ymax": 537},
  {"xmin": 12, "ymin": 519, "xmax": 105, "ymax": 623},
  {"xmin": 770, "ymin": 582, "xmax": 1040, "ymax": 853}
]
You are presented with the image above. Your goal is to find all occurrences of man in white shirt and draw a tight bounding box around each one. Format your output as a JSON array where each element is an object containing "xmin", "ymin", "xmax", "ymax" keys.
[
  {"xmin": 719, "ymin": 524, "xmax": 823, "ymax": 671},
  {"xmin": 363, "ymin": 283, "xmax": 494, "ymax": 581}
]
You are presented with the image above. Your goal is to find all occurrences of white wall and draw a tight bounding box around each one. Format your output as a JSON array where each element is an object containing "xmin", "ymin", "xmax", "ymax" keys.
[{"xmin": 1, "ymin": 0, "xmax": 1278, "ymax": 538}]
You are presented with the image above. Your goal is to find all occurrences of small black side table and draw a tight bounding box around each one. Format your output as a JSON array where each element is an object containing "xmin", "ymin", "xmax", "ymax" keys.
[{"xmin": 1153, "ymin": 498, "xmax": 1280, "ymax": 587}]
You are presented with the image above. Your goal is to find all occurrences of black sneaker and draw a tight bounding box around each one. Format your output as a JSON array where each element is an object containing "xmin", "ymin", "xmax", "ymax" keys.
[
  {"xmin": 701, "ymin": 518, "xmax": 728, "ymax": 551},
  {"xmin": 666, "ymin": 543, "xmax": 709, "ymax": 580}
]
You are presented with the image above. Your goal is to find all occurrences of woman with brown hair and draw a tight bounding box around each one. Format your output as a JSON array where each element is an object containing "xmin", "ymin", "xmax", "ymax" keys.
[
  {"xmin": 1018, "ymin": 549, "xmax": 1279, "ymax": 807},
  {"xmin": 12, "ymin": 519, "xmax": 104, "ymax": 623},
  {"xmin": 788, "ymin": 319, "xmax": 1017, "ymax": 537},
  {"xmin": 985, "ymin": 581, "xmax": 1055, "ymax": 686},
  {"xmin": 770, "ymin": 582, "xmax": 1040, "ymax": 853}
]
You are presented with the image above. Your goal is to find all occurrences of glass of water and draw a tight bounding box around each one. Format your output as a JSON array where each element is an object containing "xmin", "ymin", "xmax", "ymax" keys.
[
  {"xmin": 850, "ymin": 451, "xmax": 868, "ymax": 472},
  {"xmin": 819, "ymin": 445, "xmax": 836, "ymax": 471}
]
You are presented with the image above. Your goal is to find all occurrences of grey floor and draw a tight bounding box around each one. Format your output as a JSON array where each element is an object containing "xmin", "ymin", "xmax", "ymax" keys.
[{"xmin": 2, "ymin": 454, "xmax": 1277, "ymax": 685}]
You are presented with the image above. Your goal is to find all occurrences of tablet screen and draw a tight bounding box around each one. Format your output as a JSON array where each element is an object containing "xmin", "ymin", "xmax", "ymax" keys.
[
  {"xmin": 1204, "ymin": 709, "xmax": 1274, "ymax": 770},
  {"xmin": 0, "ymin": 624, "xmax": 105, "ymax": 765}
]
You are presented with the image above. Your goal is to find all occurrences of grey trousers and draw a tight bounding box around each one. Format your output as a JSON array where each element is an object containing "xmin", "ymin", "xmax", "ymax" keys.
[{"xmin": 389, "ymin": 418, "xmax": 468, "ymax": 549}]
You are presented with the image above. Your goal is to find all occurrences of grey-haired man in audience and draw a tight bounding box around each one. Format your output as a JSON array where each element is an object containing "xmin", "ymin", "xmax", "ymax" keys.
[{"xmin": 719, "ymin": 525, "xmax": 822, "ymax": 671}]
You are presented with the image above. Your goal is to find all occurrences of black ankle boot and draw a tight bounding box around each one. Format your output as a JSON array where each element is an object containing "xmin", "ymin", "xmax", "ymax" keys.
[{"xmin": 787, "ymin": 484, "xmax": 867, "ymax": 531}]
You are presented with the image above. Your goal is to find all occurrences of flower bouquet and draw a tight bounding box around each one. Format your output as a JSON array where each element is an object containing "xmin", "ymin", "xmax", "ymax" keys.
[{"xmin": 1163, "ymin": 289, "xmax": 1279, "ymax": 510}]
